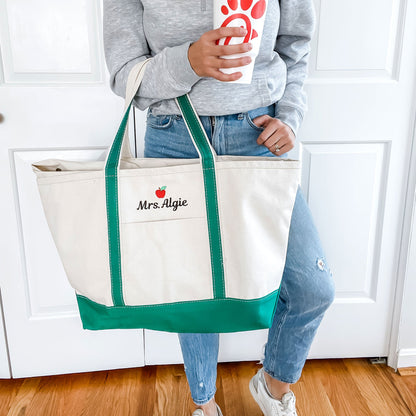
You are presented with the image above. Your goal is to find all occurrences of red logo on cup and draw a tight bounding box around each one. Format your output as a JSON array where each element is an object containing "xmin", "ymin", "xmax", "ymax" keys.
[
  {"xmin": 217, "ymin": 0, "xmax": 267, "ymax": 45},
  {"xmin": 155, "ymin": 186, "xmax": 167, "ymax": 198}
]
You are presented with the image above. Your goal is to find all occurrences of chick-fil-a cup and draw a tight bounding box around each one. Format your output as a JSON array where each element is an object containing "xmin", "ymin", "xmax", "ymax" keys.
[{"xmin": 213, "ymin": 0, "xmax": 268, "ymax": 84}]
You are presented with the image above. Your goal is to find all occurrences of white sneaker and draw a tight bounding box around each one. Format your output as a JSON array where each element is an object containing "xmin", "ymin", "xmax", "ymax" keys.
[
  {"xmin": 249, "ymin": 368, "xmax": 297, "ymax": 416},
  {"xmin": 192, "ymin": 403, "xmax": 223, "ymax": 416}
]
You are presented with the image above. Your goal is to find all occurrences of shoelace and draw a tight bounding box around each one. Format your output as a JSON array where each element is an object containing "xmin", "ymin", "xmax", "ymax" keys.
[
  {"xmin": 260, "ymin": 370, "xmax": 297, "ymax": 416},
  {"xmin": 271, "ymin": 391, "xmax": 296, "ymax": 416},
  {"xmin": 272, "ymin": 402, "xmax": 296, "ymax": 416}
]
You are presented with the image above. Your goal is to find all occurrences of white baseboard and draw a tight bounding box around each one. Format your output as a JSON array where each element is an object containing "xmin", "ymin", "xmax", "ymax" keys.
[{"xmin": 397, "ymin": 348, "xmax": 416, "ymax": 368}]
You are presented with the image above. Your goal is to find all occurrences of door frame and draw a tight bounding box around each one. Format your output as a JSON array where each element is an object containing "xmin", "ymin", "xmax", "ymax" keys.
[{"xmin": 388, "ymin": 90, "xmax": 416, "ymax": 370}]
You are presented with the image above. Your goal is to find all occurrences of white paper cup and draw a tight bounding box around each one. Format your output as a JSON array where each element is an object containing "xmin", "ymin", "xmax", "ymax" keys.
[{"xmin": 213, "ymin": 0, "xmax": 268, "ymax": 84}]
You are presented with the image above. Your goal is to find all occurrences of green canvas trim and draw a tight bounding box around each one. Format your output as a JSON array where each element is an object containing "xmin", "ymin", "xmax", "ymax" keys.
[
  {"xmin": 176, "ymin": 95, "xmax": 225, "ymax": 299},
  {"xmin": 104, "ymin": 104, "xmax": 132, "ymax": 306},
  {"xmin": 76, "ymin": 288, "xmax": 280, "ymax": 333},
  {"xmin": 105, "ymin": 94, "xmax": 226, "ymax": 307}
]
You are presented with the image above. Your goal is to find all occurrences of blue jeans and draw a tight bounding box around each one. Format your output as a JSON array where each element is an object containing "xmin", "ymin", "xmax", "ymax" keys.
[{"xmin": 144, "ymin": 104, "xmax": 336, "ymax": 405}]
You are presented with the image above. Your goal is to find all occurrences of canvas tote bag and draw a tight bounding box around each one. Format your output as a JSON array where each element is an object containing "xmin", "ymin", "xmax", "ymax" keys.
[{"xmin": 31, "ymin": 58, "xmax": 300, "ymax": 333}]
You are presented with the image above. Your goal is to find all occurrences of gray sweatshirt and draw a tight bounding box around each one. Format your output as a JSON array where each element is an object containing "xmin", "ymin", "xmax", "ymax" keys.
[{"xmin": 103, "ymin": 0, "xmax": 315, "ymax": 136}]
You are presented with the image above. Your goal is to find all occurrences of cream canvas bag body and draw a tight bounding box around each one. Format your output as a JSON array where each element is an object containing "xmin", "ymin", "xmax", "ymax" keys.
[{"xmin": 31, "ymin": 59, "xmax": 300, "ymax": 333}]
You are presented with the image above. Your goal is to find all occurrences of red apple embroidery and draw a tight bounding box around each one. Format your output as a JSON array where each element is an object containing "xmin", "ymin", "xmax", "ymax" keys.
[
  {"xmin": 155, "ymin": 186, "xmax": 167, "ymax": 198},
  {"xmin": 216, "ymin": 0, "xmax": 266, "ymax": 45}
]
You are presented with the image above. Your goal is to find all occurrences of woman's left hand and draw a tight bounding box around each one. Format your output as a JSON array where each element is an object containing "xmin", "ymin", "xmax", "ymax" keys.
[{"xmin": 252, "ymin": 115, "xmax": 295, "ymax": 156}]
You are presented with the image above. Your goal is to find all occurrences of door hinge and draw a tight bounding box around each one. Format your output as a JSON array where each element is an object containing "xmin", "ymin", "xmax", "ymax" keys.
[{"xmin": 369, "ymin": 357, "xmax": 387, "ymax": 365}]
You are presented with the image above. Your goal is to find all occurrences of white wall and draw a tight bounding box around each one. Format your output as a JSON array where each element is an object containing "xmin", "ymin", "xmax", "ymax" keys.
[
  {"xmin": 400, "ymin": 221, "xmax": 416, "ymax": 349},
  {"xmin": 397, "ymin": 187, "xmax": 416, "ymax": 368},
  {"xmin": 390, "ymin": 99, "xmax": 416, "ymax": 369}
]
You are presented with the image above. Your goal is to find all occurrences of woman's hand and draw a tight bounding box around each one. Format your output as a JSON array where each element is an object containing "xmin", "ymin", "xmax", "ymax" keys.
[
  {"xmin": 252, "ymin": 115, "xmax": 295, "ymax": 156},
  {"xmin": 188, "ymin": 27, "xmax": 253, "ymax": 82}
]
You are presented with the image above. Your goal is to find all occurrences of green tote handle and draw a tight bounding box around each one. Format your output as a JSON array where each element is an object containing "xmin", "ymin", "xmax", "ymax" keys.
[
  {"xmin": 103, "ymin": 59, "xmax": 225, "ymax": 307},
  {"xmin": 104, "ymin": 59, "xmax": 218, "ymax": 171}
]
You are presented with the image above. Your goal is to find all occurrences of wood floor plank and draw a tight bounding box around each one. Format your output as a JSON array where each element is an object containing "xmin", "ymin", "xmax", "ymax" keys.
[
  {"xmin": 101, "ymin": 368, "xmax": 143, "ymax": 416},
  {"xmin": 384, "ymin": 364, "xmax": 416, "ymax": 415},
  {"xmin": 26, "ymin": 370, "xmax": 107, "ymax": 416},
  {"xmin": 218, "ymin": 361, "xmax": 261, "ymax": 416},
  {"xmin": 68, "ymin": 370, "xmax": 112, "ymax": 416},
  {"xmin": 1, "ymin": 359, "xmax": 415, "ymax": 416},
  {"xmin": 293, "ymin": 362, "xmax": 336, "ymax": 416},
  {"xmin": 235, "ymin": 362, "xmax": 264, "ymax": 416},
  {"xmin": 154, "ymin": 364, "xmax": 192, "ymax": 416},
  {"xmin": 344, "ymin": 359, "xmax": 412, "ymax": 416},
  {"xmin": 313, "ymin": 359, "xmax": 374, "ymax": 416},
  {"xmin": 218, "ymin": 362, "xmax": 250, "ymax": 416},
  {"xmin": 0, "ymin": 378, "xmax": 24, "ymax": 416},
  {"xmin": 6, "ymin": 377, "xmax": 41, "ymax": 416},
  {"xmin": 135, "ymin": 366, "xmax": 158, "ymax": 416}
]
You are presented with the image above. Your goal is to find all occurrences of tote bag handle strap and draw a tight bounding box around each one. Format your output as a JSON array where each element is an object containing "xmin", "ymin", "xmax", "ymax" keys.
[
  {"xmin": 104, "ymin": 58, "xmax": 150, "ymax": 167},
  {"xmin": 104, "ymin": 58, "xmax": 217, "ymax": 171},
  {"xmin": 103, "ymin": 59, "xmax": 225, "ymax": 307},
  {"xmin": 174, "ymin": 95, "xmax": 217, "ymax": 162},
  {"xmin": 119, "ymin": 58, "xmax": 151, "ymax": 160}
]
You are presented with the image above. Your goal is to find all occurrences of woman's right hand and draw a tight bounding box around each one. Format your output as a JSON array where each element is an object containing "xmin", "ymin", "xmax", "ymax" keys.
[{"xmin": 188, "ymin": 27, "xmax": 253, "ymax": 82}]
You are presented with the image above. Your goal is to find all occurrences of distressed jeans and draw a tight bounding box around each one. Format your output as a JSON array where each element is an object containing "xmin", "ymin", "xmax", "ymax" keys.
[{"xmin": 143, "ymin": 104, "xmax": 336, "ymax": 405}]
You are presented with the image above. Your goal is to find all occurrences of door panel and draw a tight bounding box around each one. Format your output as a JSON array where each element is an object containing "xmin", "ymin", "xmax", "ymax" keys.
[
  {"xmin": 0, "ymin": 0, "xmax": 144, "ymax": 377},
  {"xmin": 144, "ymin": 0, "xmax": 416, "ymax": 361},
  {"xmin": 302, "ymin": 0, "xmax": 416, "ymax": 357}
]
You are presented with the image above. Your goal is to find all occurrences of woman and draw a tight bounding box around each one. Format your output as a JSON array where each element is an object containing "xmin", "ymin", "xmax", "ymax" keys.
[{"xmin": 103, "ymin": 1, "xmax": 335, "ymax": 415}]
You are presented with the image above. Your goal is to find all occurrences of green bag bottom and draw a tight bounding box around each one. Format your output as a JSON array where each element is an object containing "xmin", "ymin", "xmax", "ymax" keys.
[{"xmin": 75, "ymin": 288, "xmax": 280, "ymax": 333}]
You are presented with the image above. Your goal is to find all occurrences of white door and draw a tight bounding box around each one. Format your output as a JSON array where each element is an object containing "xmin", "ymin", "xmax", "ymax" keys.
[
  {"xmin": 303, "ymin": 0, "xmax": 416, "ymax": 359},
  {"xmin": 1, "ymin": 0, "xmax": 415, "ymax": 377},
  {"xmin": 144, "ymin": 0, "xmax": 416, "ymax": 365},
  {"xmin": 0, "ymin": 0, "xmax": 145, "ymax": 377}
]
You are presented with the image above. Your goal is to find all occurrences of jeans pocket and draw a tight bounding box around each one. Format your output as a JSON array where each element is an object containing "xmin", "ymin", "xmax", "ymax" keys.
[
  {"xmin": 146, "ymin": 113, "xmax": 175, "ymax": 130},
  {"xmin": 244, "ymin": 104, "xmax": 275, "ymax": 132}
]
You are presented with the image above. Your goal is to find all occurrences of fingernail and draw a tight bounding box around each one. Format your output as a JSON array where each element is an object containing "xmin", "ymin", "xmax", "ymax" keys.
[{"xmin": 247, "ymin": 43, "xmax": 253, "ymax": 50}]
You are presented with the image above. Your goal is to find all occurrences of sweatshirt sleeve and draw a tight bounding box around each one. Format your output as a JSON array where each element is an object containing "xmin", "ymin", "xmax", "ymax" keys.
[
  {"xmin": 273, "ymin": 0, "xmax": 316, "ymax": 137},
  {"xmin": 103, "ymin": 0, "xmax": 202, "ymax": 110}
]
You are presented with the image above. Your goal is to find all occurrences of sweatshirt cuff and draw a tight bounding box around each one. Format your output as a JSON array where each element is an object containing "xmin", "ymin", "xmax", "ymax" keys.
[
  {"xmin": 165, "ymin": 41, "xmax": 202, "ymax": 89},
  {"xmin": 275, "ymin": 105, "xmax": 304, "ymax": 138}
]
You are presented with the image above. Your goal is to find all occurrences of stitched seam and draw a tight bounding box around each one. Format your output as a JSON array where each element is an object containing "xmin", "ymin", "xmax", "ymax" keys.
[
  {"xmin": 105, "ymin": 105, "xmax": 131, "ymax": 306},
  {"xmin": 76, "ymin": 289, "xmax": 279, "ymax": 308},
  {"xmin": 265, "ymin": 285, "xmax": 290, "ymax": 373},
  {"xmin": 186, "ymin": 117, "xmax": 218, "ymax": 297},
  {"xmin": 185, "ymin": 96, "xmax": 225, "ymax": 298},
  {"xmin": 180, "ymin": 95, "xmax": 225, "ymax": 298}
]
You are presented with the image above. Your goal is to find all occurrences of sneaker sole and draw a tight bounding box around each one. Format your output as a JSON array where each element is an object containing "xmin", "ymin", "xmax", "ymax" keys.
[{"xmin": 249, "ymin": 376, "xmax": 268, "ymax": 416}]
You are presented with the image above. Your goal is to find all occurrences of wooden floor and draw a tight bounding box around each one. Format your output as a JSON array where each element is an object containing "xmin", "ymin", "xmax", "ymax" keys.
[{"xmin": 0, "ymin": 359, "xmax": 415, "ymax": 416}]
